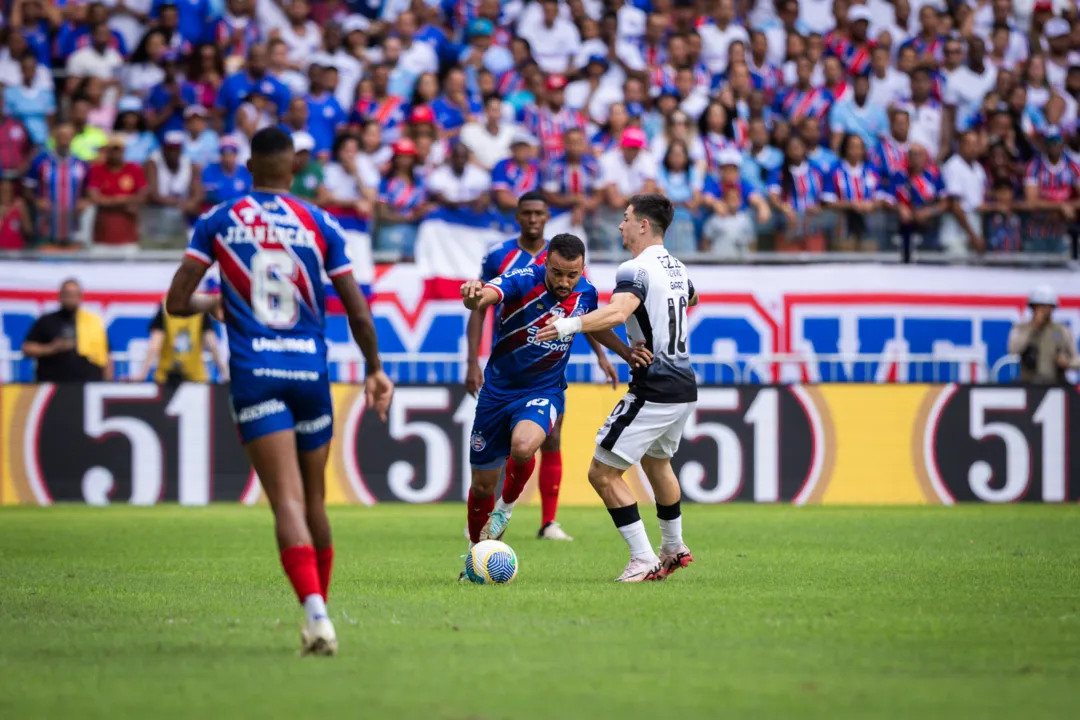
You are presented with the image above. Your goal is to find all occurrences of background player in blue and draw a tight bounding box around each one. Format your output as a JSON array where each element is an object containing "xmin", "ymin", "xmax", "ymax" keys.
[
  {"xmin": 164, "ymin": 127, "xmax": 394, "ymax": 656},
  {"xmin": 458, "ymin": 234, "xmax": 652, "ymax": 570},
  {"xmin": 465, "ymin": 192, "xmax": 620, "ymax": 542}
]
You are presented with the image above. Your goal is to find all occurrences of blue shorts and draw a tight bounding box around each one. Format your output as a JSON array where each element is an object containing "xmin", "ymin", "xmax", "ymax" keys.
[
  {"xmin": 469, "ymin": 386, "xmax": 564, "ymax": 470},
  {"xmin": 229, "ymin": 369, "xmax": 334, "ymax": 451}
]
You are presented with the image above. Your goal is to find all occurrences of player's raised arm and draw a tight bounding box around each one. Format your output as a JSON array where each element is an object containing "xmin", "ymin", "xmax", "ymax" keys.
[{"xmin": 460, "ymin": 280, "xmax": 502, "ymax": 311}]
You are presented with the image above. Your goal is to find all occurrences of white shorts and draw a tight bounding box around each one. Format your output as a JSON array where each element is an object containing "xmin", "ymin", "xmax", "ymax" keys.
[{"xmin": 593, "ymin": 394, "xmax": 696, "ymax": 471}]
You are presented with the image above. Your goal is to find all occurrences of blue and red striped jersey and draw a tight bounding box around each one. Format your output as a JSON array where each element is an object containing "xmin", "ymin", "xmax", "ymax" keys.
[
  {"xmin": 1024, "ymin": 154, "xmax": 1080, "ymax": 203},
  {"xmin": 480, "ymin": 237, "xmax": 548, "ymax": 283},
  {"xmin": 491, "ymin": 159, "xmax": 541, "ymax": 198},
  {"xmin": 481, "ymin": 263, "xmax": 598, "ymax": 393},
  {"xmin": 773, "ymin": 86, "xmax": 834, "ymax": 124},
  {"xmin": 824, "ymin": 162, "xmax": 886, "ymax": 203},
  {"xmin": 890, "ymin": 166, "xmax": 946, "ymax": 208},
  {"xmin": 185, "ymin": 191, "xmax": 352, "ymax": 372},
  {"xmin": 25, "ymin": 151, "xmax": 88, "ymax": 243}
]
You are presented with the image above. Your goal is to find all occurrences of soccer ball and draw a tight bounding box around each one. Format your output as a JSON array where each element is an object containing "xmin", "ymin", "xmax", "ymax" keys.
[{"xmin": 464, "ymin": 540, "xmax": 518, "ymax": 584}]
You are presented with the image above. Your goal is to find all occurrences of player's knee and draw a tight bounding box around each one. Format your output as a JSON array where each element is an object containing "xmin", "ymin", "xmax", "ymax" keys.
[
  {"xmin": 587, "ymin": 458, "xmax": 614, "ymax": 491},
  {"xmin": 509, "ymin": 440, "xmax": 535, "ymax": 465}
]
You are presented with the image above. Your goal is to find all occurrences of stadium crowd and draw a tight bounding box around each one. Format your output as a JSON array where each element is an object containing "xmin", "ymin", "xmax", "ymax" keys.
[{"xmin": 2, "ymin": 0, "xmax": 1080, "ymax": 258}]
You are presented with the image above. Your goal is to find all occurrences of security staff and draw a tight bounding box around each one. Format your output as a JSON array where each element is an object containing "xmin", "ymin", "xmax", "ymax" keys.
[
  {"xmin": 22, "ymin": 279, "xmax": 111, "ymax": 382},
  {"xmin": 1007, "ymin": 286, "xmax": 1079, "ymax": 384},
  {"xmin": 134, "ymin": 300, "xmax": 228, "ymax": 384}
]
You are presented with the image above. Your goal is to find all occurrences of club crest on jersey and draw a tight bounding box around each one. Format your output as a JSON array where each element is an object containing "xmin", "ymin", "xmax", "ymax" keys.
[
  {"xmin": 548, "ymin": 306, "xmax": 565, "ymax": 318},
  {"xmin": 470, "ymin": 431, "xmax": 486, "ymax": 451}
]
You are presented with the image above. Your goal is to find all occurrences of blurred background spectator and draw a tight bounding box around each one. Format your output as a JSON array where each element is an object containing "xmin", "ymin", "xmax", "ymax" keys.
[
  {"xmin": 21, "ymin": 279, "xmax": 111, "ymax": 381},
  {"xmin": 1, "ymin": 0, "xmax": 1080, "ymax": 258}
]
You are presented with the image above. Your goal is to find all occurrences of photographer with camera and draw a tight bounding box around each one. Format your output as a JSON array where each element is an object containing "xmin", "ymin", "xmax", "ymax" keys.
[{"xmin": 1008, "ymin": 286, "xmax": 1080, "ymax": 384}]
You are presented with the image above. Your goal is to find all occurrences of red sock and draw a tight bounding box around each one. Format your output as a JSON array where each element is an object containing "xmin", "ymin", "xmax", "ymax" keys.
[
  {"xmin": 539, "ymin": 450, "xmax": 562, "ymax": 526},
  {"xmin": 501, "ymin": 455, "xmax": 536, "ymax": 504},
  {"xmin": 316, "ymin": 546, "xmax": 334, "ymax": 602},
  {"xmin": 280, "ymin": 545, "xmax": 321, "ymax": 604},
  {"xmin": 467, "ymin": 489, "xmax": 496, "ymax": 543}
]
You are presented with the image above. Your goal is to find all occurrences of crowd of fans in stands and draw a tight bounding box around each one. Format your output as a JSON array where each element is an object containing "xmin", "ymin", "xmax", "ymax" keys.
[{"xmin": 2, "ymin": 0, "xmax": 1080, "ymax": 258}]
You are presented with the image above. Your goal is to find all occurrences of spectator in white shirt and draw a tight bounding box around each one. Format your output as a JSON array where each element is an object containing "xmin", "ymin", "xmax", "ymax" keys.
[
  {"xmin": 698, "ymin": 0, "xmax": 750, "ymax": 74},
  {"xmin": 907, "ymin": 66, "xmax": 947, "ymax": 163},
  {"xmin": 867, "ymin": 44, "xmax": 911, "ymax": 109},
  {"xmin": 943, "ymin": 36, "xmax": 997, "ymax": 132},
  {"xmin": 460, "ymin": 94, "xmax": 518, "ymax": 170},
  {"xmin": 396, "ymin": 11, "xmax": 440, "ymax": 83},
  {"xmin": 941, "ymin": 131, "xmax": 988, "ymax": 256},
  {"xmin": 275, "ymin": 0, "xmax": 322, "ymax": 67},
  {"xmin": 596, "ymin": 127, "xmax": 657, "ymax": 249},
  {"xmin": 425, "ymin": 141, "xmax": 492, "ymax": 214},
  {"xmin": 66, "ymin": 24, "xmax": 124, "ymax": 89},
  {"xmin": 519, "ymin": 0, "xmax": 583, "ymax": 73},
  {"xmin": 323, "ymin": 132, "xmax": 380, "ymax": 216}
]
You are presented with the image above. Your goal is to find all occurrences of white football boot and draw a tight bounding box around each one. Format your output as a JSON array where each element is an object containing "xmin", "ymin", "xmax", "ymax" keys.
[
  {"xmin": 537, "ymin": 522, "xmax": 573, "ymax": 541},
  {"xmin": 300, "ymin": 617, "xmax": 338, "ymax": 657},
  {"xmin": 615, "ymin": 556, "xmax": 664, "ymax": 583},
  {"xmin": 659, "ymin": 544, "xmax": 694, "ymax": 579}
]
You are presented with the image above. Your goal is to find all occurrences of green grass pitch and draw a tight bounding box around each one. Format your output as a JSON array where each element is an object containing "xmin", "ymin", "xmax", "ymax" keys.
[{"xmin": 1, "ymin": 505, "xmax": 1078, "ymax": 719}]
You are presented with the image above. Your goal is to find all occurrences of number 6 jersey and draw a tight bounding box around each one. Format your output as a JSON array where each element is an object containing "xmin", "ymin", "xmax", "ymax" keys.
[
  {"xmin": 612, "ymin": 245, "xmax": 698, "ymax": 404},
  {"xmin": 185, "ymin": 191, "xmax": 353, "ymax": 373}
]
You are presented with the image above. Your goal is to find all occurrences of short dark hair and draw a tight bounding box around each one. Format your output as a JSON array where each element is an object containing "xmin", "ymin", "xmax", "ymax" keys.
[
  {"xmin": 518, "ymin": 190, "xmax": 546, "ymax": 207},
  {"xmin": 629, "ymin": 193, "xmax": 674, "ymax": 236},
  {"xmin": 251, "ymin": 126, "xmax": 294, "ymax": 156},
  {"xmin": 548, "ymin": 233, "xmax": 585, "ymax": 262}
]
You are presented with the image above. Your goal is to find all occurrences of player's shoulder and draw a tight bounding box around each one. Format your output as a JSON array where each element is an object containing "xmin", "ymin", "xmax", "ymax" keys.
[{"xmin": 575, "ymin": 273, "xmax": 599, "ymax": 298}]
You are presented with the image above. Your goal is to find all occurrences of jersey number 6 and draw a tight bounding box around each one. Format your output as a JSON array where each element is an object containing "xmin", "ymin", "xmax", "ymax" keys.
[{"xmin": 251, "ymin": 250, "xmax": 299, "ymax": 329}]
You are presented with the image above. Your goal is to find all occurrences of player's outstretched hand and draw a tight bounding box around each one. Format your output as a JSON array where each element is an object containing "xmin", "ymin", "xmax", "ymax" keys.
[
  {"xmin": 460, "ymin": 280, "xmax": 485, "ymax": 309},
  {"xmin": 365, "ymin": 370, "xmax": 394, "ymax": 422},
  {"xmin": 597, "ymin": 353, "xmax": 619, "ymax": 389},
  {"xmin": 628, "ymin": 342, "xmax": 653, "ymax": 369}
]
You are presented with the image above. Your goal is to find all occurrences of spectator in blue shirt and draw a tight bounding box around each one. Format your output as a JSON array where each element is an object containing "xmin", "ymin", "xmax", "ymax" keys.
[
  {"xmin": 113, "ymin": 96, "xmax": 160, "ymax": 165},
  {"xmin": 197, "ymin": 135, "xmax": 251, "ymax": 211},
  {"xmin": 799, "ymin": 116, "xmax": 839, "ymax": 177},
  {"xmin": 215, "ymin": 44, "xmax": 290, "ymax": 133},
  {"xmin": 145, "ymin": 53, "xmax": 198, "ymax": 138},
  {"xmin": 828, "ymin": 72, "xmax": 889, "ymax": 158},
  {"xmin": 4, "ymin": 51, "xmax": 55, "ymax": 147},
  {"xmin": 430, "ymin": 67, "xmax": 481, "ymax": 136},
  {"xmin": 742, "ymin": 117, "xmax": 783, "ymax": 195},
  {"xmin": 181, "ymin": 105, "xmax": 220, "ymax": 167},
  {"xmin": 151, "ymin": 0, "xmax": 215, "ymax": 50},
  {"xmin": 459, "ymin": 18, "xmax": 513, "ymax": 80},
  {"xmin": 304, "ymin": 67, "xmax": 348, "ymax": 159}
]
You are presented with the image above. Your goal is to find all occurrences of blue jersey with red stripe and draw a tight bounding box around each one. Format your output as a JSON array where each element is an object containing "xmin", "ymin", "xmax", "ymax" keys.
[
  {"xmin": 185, "ymin": 191, "xmax": 352, "ymax": 373},
  {"xmin": 25, "ymin": 151, "xmax": 89, "ymax": 242},
  {"xmin": 890, "ymin": 167, "xmax": 946, "ymax": 208},
  {"xmin": 491, "ymin": 159, "xmax": 541, "ymax": 197},
  {"xmin": 480, "ymin": 237, "xmax": 547, "ymax": 283},
  {"xmin": 481, "ymin": 263, "xmax": 598, "ymax": 394},
  {"xmin": 773, "ymin": 86, "xmax": 834, "ymax": 123}
]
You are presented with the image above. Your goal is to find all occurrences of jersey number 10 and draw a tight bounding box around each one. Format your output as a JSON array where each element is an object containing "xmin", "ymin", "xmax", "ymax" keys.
[{"xmin": 667, "ymin": 297, "xmax": 688, "ymax": 355}]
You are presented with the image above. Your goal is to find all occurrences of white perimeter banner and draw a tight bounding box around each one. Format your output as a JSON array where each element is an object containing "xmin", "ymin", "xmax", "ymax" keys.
[{"xmin": 0, "ymin": 261, "xmax": 1077, "ymax": 383}]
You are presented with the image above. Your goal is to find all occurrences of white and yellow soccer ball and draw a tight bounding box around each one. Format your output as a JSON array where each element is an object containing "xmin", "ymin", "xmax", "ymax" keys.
[{"xmin": 464, "ymin": 540, "xmax": 518, "ymax": 584}]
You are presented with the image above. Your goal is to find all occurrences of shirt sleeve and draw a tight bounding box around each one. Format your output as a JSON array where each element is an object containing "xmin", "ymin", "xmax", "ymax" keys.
[
  {"xmin": 85, "ymin": 164, "xmax": 104, "ymax": 192},
  {"xmin": 319, "ymin": 209, "xmax": 353, "ymax": 278},
  {"xmin": 24, "ymin": 316, "xmax": 52, "ymax": 344},
  {"xmin": 612, "ymin": 260, "xmax": 647, "ymax": 303},
  {"xmin": 185, "ymin": 210, "xmax": 216, "ymax": 266},
  {"xmin": 479, "ymin": 243, "xmax": 500, "ymax": 282},
  {"xmin": 484, "ymin": 264, "xmax": 537, "ymax": 304},
  {"xmin": 490, "ymin": 160, "xmax": 510, "ymax": 191},
  {"xmin": 149, "ymin": 307, "xmax": 165, "ymax": 331}
]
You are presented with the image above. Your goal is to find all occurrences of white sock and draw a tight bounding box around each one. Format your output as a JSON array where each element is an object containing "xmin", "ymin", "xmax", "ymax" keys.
[
  {"xmin": 303, "ymin": 594, "xmax": 328, "ymax": 623},
  {"xmin": 618, "ymin": 520, "xmax": 657, "ymax": 561},
  {"xmin": 659, "ymin": 515, "xmax": 683, "ymax": 551},
  {"xmin": 494, "ymin": 498, "xmax": 515, "ymax": 515}
]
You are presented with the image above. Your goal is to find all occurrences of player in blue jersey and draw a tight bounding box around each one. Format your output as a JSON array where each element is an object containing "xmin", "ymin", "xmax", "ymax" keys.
[
  {"xmin": 165, "ymin": 127, "xmax": 394, "ymax": 656},
  {"xmin": 458, "ymin": 233, "xmax": 651, "ymax": 569},
  {"xmin": 465, "ymin": 192, "xmax": 619, "ymax": 541}
]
